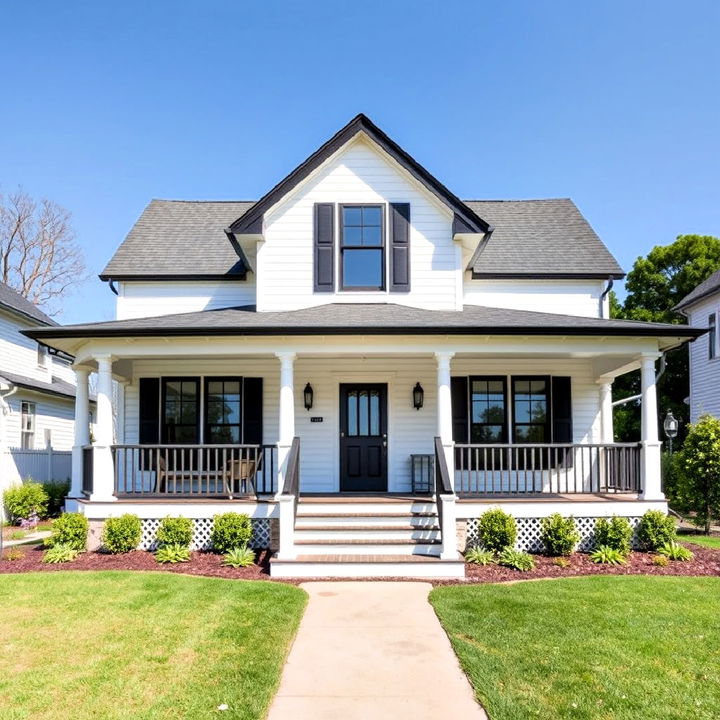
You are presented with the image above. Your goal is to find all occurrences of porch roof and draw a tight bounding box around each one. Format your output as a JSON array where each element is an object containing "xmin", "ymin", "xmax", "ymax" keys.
[{"xmin": 24, "ymin": 302, "xmax": 702, "ymax": 349}]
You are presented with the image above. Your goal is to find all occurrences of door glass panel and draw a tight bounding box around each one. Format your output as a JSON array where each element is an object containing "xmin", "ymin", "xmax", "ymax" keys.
[
  {"xmin": 358, "ymin": 391, "xmax": 369, "ymax": 436},
  {"xmin": 369, "ymin": 391, "xmax": 380, "ymax": 436},
  {"xmin": 347, "ymin": 391, "xmax": 358, "ymax": 436}
]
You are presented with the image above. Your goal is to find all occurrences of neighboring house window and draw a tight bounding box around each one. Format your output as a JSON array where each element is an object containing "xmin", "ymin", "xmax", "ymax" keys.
[
  {"xmin": 21, "ymin": 402, "xmax": 36, "ymax": 449},
  {"xmin": 709, "ymin": 313, "xmax": 717, "ymax": 360},
  {"xmin": 37, "ymin": 344, "xmax": 49, "ymax": 369},
  {"xmin": 340, "ymin": 205, "xmax": 384, "ymax": 290},
  {"xmin": 205, "ymin": 378, "xmax": 242, "ymax": 444},
  {"xmin": 470, "ymin": 377, "xmax": 507, "ymax": 443},
  {"xmin": 161, "ymin": 378, "xmax": 200, "ymax": 443},
  {"xmin": 511, "ymin": 377, "xmax": 550, "ymax": 443}
]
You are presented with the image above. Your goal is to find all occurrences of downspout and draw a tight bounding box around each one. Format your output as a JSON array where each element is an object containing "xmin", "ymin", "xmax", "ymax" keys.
[
  {"xmin": 611, "ymin": 352, "xmax": 666, "ymax": 407},
  {"xmin": 599, "ymin": 276, "xmax": 614, "ymax": 319}
]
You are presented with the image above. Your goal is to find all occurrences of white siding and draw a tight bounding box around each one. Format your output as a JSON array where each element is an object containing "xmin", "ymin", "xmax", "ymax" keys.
[
  {"xmin": 116, "ymin": 280, "xmax": 257, "ymax": 320},
  {"xmin": 687, "ymin": 296, "xmax": 720, "ymax": 422},
  {"xmin": 4, "ymin": 391, "xmax": 75, "ymax": 450},
  {"xmin": 122, "ymin": 355, "xmax": 602, "ymax": 494},
  {"xmin": 257, "ymin": 137, "xmax": 459, "ymax": 312},
  {"xmin": 464, "ymin": 279, "xmax": 606, "ymax": 318}
]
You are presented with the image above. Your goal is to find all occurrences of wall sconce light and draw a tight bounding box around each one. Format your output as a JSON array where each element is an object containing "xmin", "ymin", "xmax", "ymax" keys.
[
  {"xmin": 303, "ymin": 383, "xmax": 314, "ymax": 411},
  {"xmin": 413, "ymin": 382, "xmax": 424, "ymax": 410}
]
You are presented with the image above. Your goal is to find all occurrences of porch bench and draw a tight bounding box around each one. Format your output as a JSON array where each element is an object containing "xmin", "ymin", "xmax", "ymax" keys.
[{"xmin": 156, "ymin": 457, "xmax": 257, "ymax": 498}]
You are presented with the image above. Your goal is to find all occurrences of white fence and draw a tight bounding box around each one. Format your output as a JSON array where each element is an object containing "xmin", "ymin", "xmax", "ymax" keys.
[{"xmin": 4, "ymin": 448, "xmax": 72, "ymax": 484}]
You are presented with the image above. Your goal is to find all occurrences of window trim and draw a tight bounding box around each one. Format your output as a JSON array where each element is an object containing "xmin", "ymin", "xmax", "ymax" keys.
[
  {"xmin": 20, "ymin": 401, "xmax": 36, "ymax": 450},
  {"xmin": 338, "ymin": 203, "xmax": 386, "ymax": 292},
  {"xmin": 160, "ymin": 377, "xmax": 201, "ymax": 444},
  {"xmin": 709, "ymin": 312, "xmax": 717, "ymax": 360},
  {"xmin": 203, "ymin": 376, "xmax": 243, "ymax": 445},
  {"xmin": 468, "ymin": 375, "xmax": 508, "ymax": 444},
  {"xmin": 511, "ymin": 375, "xmax": 551, "ymax": 444}
]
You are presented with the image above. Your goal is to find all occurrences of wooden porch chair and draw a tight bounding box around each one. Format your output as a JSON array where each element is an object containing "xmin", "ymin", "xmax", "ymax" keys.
[
  {"xmin": 155, "ymin": 455, "xmax": 169, "ymax": 493},
  {"xmin": 224, "ymin": 458, "xmax": 256, "ymax": 498}
]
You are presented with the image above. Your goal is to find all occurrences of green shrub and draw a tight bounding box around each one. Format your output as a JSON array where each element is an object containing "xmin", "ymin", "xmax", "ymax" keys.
[
  {"xmin": 540, "ymin": 513, "xmax": 580, "ymax": 556},
  {"xmin": 658, "ymin": 541, "xmax": 694, "ymax": 562},
  {"xmin": 477, "ymin": 509, "xmax": 517, "ymax": 552},
  {"xmin": 102, "ymin": 514, "xmax": 141, "ymax": 554},
  {"xmin": 211, "ymin": 513, "xmax": 253, "ymax": 553},
  {"xmin": 155, "ymin": 543, "xmax": 190, "ymax": 564},
  {"xmin": 42, "ymin": 543, "xmax": 79, "ymax": 564},
  {"xmin": 156, "ymin": 516, "xmax": 193, "ymax": 548},
  {"xmin": 43, "ymin": 480, "xmax": 71, "ymax": 517},
  {"xmin": 3, "ymin": 548, "xmax": 24, "ymax": 561},
  {"xmin": 45, "ymin": 513, "xmax": 88, "ymax": 551},
  {"xmin": 8, "ymin": 530, "xmax": 26, "ymax": 540},
  {"xmin": 497, "ymin": 547, "xmax": 535, "ymax": 571},
  {"xmin": 594, "ymin": 516, "xmax": 633, "ymax": 555},
  {"xmin": 590, "ymin": 545, "xmax": 627, "ymax": 565},
  {"xmin": 465, "ymin": 547, "xmax": 495, "ymax": 565},
  {"xmin": 3, "ymin": 481, "xmax": 48, "ymax": 521},
  {"xmin": 653, "ymin": 554, "xmax": 670, "ymax": 567},
  {"xmin": 553, "ymin": 557, "xmax": 571, "ymax": 568},
  {"xmin": 222, "ymin": 546, "xmax": 256, "ymax": 568},
  {"xmin": 637, "ymin": 510, "xmax": 676, "ymax": 551}
]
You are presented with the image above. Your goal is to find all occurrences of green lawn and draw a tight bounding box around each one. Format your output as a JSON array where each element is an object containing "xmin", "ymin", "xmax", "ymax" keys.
[
  {"xmin": 0, "ymin": 572, "xmax": 306, "ymax": 720},
  {"xmin": 680, "ymin": 533, "xmax": 720, "ymax": 549},
  {"xmin": 431, "ymin": 576, "xmax": 720, "ymax": 720}
]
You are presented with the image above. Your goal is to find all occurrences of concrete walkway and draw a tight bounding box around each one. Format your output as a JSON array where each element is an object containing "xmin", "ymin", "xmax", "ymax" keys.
[{"xmin": 267, "ymin": 581, "xmax": 487, "ymax": 720}]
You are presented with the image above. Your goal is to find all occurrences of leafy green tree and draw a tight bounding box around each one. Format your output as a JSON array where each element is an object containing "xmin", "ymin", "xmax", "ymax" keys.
[
  {"xmin": 611, "ymin": 235, "xmax": 720, "ymax": 444},
  {"xmin": 675, "ymin": 415, "xmax": 720, "ymax": 533}
]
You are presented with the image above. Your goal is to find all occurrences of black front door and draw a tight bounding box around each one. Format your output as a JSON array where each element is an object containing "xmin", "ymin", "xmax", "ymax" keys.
[{"xmin": 339, "ymin": 384, "xmax": 387, "ymax": 491}]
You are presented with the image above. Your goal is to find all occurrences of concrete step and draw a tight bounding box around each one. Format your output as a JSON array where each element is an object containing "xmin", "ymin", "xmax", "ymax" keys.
[
  {"xmin": 296, "ymin": 501, "xmax": 436, "ymax": 516},
  {"xmin": 269, "ymin": 552, "xmax": 466, "ymax": 579},
  {"xmin": 292, "ymin": 539, "xmax": 442, "ymax": 556},
  {"xmin": 293, "ymin": 526, "xmax": 441, "ymax": 541},
  {"xmin": 295, "ymin": 514, "xmax": 439, "ymax": 528}
]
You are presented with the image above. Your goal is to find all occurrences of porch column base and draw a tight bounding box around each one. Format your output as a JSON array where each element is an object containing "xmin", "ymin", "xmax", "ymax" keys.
[
  {"xmin": 277, "ymin": 494, "xmax": 296, "ymax": 559},
  {"xmin": 640, "ymin": 440, "xmax": 664, "ymax": 501},
  {"xmin": 88, "ymin": 445, "xmax": 117, "ymax": 503},
  {"xmin": 438, "ymin": 493, "xmax": 458, "ymax": 560}
]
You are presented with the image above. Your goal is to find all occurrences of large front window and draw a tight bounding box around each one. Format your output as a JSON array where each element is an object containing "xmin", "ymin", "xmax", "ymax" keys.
[
  {"xmin": 340, "ymin": 205, "xmax": 384, "ymax": 290},
  {"xmin": 470, "ymin": 377, "xmax": 507, "ymax": 443},
  {"xmin": 512, "ymin": 377, "xmax": 549, "ymax": 443},
  {"xmin": 205, "ymin": 378, "xmax": 242, "ymax": 443},
  {"xmin": 162, "ymin": 378, "xmax": 199, "ymax": 444}
]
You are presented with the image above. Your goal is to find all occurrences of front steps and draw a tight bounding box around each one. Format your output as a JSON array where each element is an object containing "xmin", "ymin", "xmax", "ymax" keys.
[{"xmin": 269, "ymin": 496, "xmax": 465, "ymax": 579}]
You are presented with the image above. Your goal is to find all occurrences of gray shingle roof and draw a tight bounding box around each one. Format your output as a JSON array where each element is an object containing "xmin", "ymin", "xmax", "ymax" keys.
[
  {"xmin": 0, "ymin": 370, "xmax": 78, "ymax": 401},
  {"xmin": 675, "ymin": 269, "xmax": 720, "ymax": 311},
  {"xmin": 465, "ymin": 199, "xmax": 624, "ymax": 278},
  {"xmin": 102, "ymin": 198, "xmax": 623, "ymax": 281},
  {"xmin": 0, "ymin": 281, "xmax": 56, "ymax": 325},
  {"xmin": 100, "ymin": 200, "xmax": 254, "ymax": 279},
  {"xmin": 25, "ymin": 303, "xmax": 700, "ymax": 340}
]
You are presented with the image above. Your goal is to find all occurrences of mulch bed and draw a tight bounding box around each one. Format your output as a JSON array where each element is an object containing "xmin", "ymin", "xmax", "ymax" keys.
[{"xmin": 1, "ymin": 542, "xmax": 719, "ymax": 586}]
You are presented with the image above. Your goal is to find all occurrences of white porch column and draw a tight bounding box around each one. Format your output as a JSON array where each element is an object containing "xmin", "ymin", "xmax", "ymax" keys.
[
  {"xmin": 69, "ymin": 368, "xmax": 90, "ymax": 499},
  {"xmin": 599, "ymin": 380, "xmax": 614, "ymax": 443},
  {"xmin": 276, "ymin": 351, "xmax": 296, "ymax": 471},
  {"xmin": 90, "ymin": 355, "xmax": 116, "ymax": 502},
  {"xmin": 640, "ymin": 354, "xmax": 664, "ymax": 500},
  {"xmin": 435, "ymin": 351, "xmax": 455, "ymax": 484}
]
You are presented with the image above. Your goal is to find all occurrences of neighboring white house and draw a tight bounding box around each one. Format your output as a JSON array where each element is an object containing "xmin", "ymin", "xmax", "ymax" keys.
[
  {"xmin": 676, "ymin": 269, "xmax": 720, "ymax": 422},
  {"xmin": 0, "ymin": 281, "xmax": 79, "ymax": 495},
  {"xmin": 26, "ymin": 114, "xmax": 701, "ymax": 577}
]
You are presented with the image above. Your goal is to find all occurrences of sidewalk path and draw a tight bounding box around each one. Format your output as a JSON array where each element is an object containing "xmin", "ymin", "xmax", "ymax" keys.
[{"xmin": 267, "ymin": 581, "xmax": 487, "ymax": 720}]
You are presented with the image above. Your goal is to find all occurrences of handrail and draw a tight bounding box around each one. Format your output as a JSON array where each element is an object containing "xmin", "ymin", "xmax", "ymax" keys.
[
  {"xmin": 281, "ymin": 437, "xmax": 301, "ymax": 497},
  {"xmin": 434, "ymin": 437, "xmax": 453, "ymax": 495}
]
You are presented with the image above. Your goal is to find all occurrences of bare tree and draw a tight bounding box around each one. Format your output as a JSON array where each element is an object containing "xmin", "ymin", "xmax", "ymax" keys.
[{"xmin": 0, "ymin": 189, "xmax": 86, "ymax": 313}]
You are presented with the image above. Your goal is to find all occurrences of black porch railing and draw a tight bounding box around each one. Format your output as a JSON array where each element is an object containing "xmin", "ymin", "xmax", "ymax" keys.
[
  {"xmin": 82, "ymin": 446, "xmax": 94, "ymax": 496},
  {"xmin": 111, "ymin": 444, "xmax": 277, "ymax": 499},
  {"xmin": 454, "ymin": 442, "xmax": 642, "ymax": 496}
]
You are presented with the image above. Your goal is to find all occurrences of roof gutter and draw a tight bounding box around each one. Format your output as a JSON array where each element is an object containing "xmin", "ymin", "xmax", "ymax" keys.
[
  {"xmin": 600, "ymin": 276, "xmax": 614, "ymax": 319},
  {"xmin": 611, "ymin": 352, "xmax": 667, "ymax": 407}
]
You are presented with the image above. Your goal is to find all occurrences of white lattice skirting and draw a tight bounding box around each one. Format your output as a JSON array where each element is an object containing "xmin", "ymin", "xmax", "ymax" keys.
[
  {"xmin": 139, "ymin": 518, "xmax": 272, "ymax": 551},
  {"xmin": 465, "ymin": 516, "xmax": 642, "ymax": 553}
]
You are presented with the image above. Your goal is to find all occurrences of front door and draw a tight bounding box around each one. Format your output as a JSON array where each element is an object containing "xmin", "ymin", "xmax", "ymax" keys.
[{"xmin": 339, "ymin": 384, "xmax": 388, "ymax": 491}]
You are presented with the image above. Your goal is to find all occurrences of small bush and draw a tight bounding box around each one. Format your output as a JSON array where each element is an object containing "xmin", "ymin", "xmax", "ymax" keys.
[
  {"xmin": 3, "ymin": 548, "xmax": 24, "ymax": 561},
  {"xmin": 156, "ymin": 516, "xmax": 193, "ymax": 548},
  {"xmin": 3, "ymin": 482, "xmax": 48, "ymax": 521},
  {"xmin": 43, "ymin": 480, "xmax": 71, "ymax": 517},
  {"xmin": 465, "ymin": 547, "xmax": 495, "ymax": 565},
  {"xmin": 553, "ymin": 557, "xmax": 571, "ymax": 568},
  {"xmin": 653, "ymin": 554, "xmax": 670, "ymax": 567},
  {"xmin": 541, "ymin": 514, "xmax": 580, "ymax": 556},
  {"xmin": 211, "ymin": 513, "xmax": 253, "ymax": 553},
  {"xmin": 102, "ymin": 514, "xmax": 141, "ymax": 554},
  {"xmin": 222, "ymin": 546, "xmax": 256, "ymax": 568},
  {"xmin": 477, "ymin": 509, "xmax": 517, "ymax": 552},
  {"xmin": 9, "ymin": 530, "xmax": 26, "ymax": 540},
  {"xmin": 658, "ymin": 541, "xmax": 694, "ymax": 562},
  {"xmin": 637, "ymin": 510, "xmax": 676, "ymax": 551},
  {"xmin": 497, "ymin": 547, "xmax": 535, "ymax": 571},
  {"xmin": 155, "ymin": 543, "xmax": 191, "ymax": 564},
  {"xmin": 590, "ymin": 545, "xmax": 627, "ymax": 565},
  {"xmin": 594, "ymin": 516, "xmax": 633, "ymax": 555},
  {"xmin": 45, "ymin": 513, "xmax": 88, "ymax": 551},
  {"xmin": 42, "ymin": 543, "xmax": 79, "ymax": 564}
]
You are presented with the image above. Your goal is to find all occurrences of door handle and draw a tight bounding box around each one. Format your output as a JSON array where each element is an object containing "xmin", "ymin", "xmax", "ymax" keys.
[{"xmin": 340, "ymin": 431, "xmax": 345, "ymax": 438}]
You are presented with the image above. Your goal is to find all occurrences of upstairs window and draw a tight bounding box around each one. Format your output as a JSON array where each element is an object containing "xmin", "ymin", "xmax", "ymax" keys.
[
  {"xmin": 37, "ymin": 344, "xmax": 49, "ymax": 369},
  {"xmin": 709, "ymin": 313, "xmax": 717, "ymax": 360},
  {"xmin": 21, "ymin": 402, "xmax": 36, "ymax": 449},
  {"xmin": 340, "ymin": 205, "xmax": 384, "ymax": 290}
]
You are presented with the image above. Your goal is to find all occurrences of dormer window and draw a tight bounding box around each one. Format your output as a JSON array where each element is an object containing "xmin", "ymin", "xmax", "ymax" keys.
[{"xmin": 340, "ymin": 205, "xmax": 385, "ymax": 291}]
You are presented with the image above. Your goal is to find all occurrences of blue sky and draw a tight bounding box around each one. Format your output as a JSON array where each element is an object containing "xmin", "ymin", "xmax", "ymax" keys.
[{"xmin": 2, "ymin": 1, "xmax": 718, "ymax": 323}]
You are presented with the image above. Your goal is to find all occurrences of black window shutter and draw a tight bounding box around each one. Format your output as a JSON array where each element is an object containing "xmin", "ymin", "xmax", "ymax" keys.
[
  {"xmin": 551, "ymin": 376, "xmax": 573, "ymax": 443},
  {"xmin": 451, "ymin": 376, "xmax": 469, "ymax": 443},
  {"xmin": 242, "ymin": 378, "xmax": 264, "ymax": 444},
  {"xmin": 314, "ymin": 203, "xmax": 335, "ymax": 292},
  {"xmin": 389, "ymin": 203, "xmax": 411, "ymax": 291},
  {"xmin": 138, "ymin": 378, "xmax": 160, "ymax": 444}
]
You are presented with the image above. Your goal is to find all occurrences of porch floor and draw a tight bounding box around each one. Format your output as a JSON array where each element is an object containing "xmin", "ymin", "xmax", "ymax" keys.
[{"xmin": 456, "ymin": 492, "xmax": 642, "ymax": 503}]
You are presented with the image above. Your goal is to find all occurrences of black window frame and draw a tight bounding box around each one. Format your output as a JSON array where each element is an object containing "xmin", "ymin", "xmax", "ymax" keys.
[
  {"xmin": 203, "ymin": 376, "xmax": 243, "ymax": 445},
  {"xmin": 161, "ymin": 377, "xmax": 200, "ymax": 445},
  {"xmin": 339, "ymin": 203, "xmax": 386, "ymax": 291},
  {"xmin": 709, "ymin": 312, "xmax": 717, "ymax": 360},
  {"xmin": 511, "ymin": 375, "xmax": 551, "ymax": 444},
  {"xmin": 468, "ymin": 376, "xmax": 508, "ymax": 444}
]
